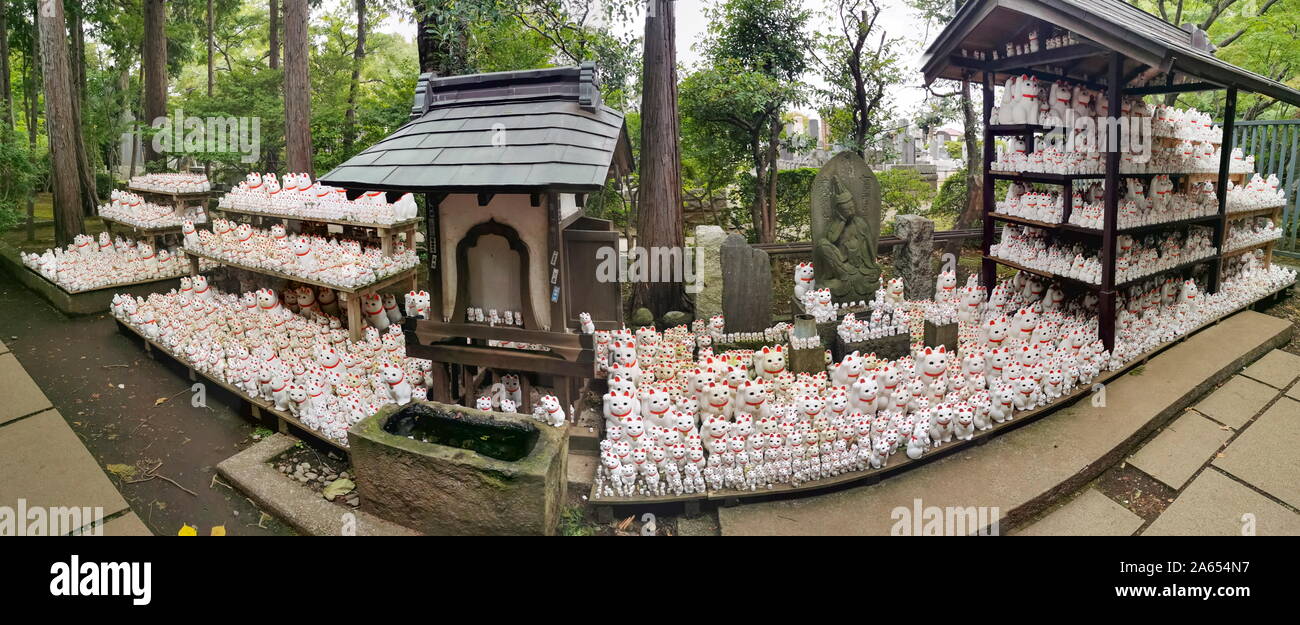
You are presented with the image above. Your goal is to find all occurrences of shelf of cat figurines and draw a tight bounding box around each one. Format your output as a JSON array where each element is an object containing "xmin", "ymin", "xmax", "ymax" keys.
[{"xmin": 113, "ymin": 315, "xmax": 351, "ymax": 452}]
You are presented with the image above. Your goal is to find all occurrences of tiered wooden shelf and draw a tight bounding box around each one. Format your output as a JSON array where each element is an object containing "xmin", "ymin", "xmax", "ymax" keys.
[
  {"xmin": 209, "ymin": 205, "xmax": 419, "ymax": 255},
  {"xmin": 979, "ymin": 51, "xmax": 1280, "ymax": 350},
  {"xmin": 114, "ymin": 316, "xmax": 349, "ymax": 453},
  {"xmin": 181, "ymin": 247, "xmax": 417, "ymax": 341}
]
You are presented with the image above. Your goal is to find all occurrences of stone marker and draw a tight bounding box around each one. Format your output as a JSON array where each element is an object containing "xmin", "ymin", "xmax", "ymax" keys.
[
  {"xmin": 692, "ymin": 225, "xmax": 726, "ymax": 318},
  {"xmin": 893, "ymin": 214, "xmax": 935, "ymax": 301},
  {"xmin": 721, "ymin": 234, "xmax": 771, "ymax": 332},
  {"xmin": 811, "ymin": 152, "xmax": 881, "ymax": 303}
]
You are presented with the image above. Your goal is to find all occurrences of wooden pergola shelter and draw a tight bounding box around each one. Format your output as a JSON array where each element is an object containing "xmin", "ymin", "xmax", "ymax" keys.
[
  {"xmin": 921, "ymin": 0, "xmax": 1300, "ymax": 349},
  {"xmin": 319, "ymin": 63, "xmax": 634, "ymax": 411}
]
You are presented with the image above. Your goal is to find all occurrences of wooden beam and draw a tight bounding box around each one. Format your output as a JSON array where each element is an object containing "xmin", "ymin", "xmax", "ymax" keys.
[
  {"xmin": 1212, "ymin": 88, "xmax": 1237, "ymax": 295},
  {"xmin": 1123, "ymin": 81, "xmax": 1219, "ymax": 96},
  {"xmin": 477, "ymin": 192, "xmax": 494, "ymax": 207}
]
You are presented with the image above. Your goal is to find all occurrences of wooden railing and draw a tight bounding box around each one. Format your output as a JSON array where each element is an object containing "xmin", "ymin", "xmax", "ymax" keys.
[{"xmin": 1232, "ymin": 120, "xmax": 1300, "ymax": 258}]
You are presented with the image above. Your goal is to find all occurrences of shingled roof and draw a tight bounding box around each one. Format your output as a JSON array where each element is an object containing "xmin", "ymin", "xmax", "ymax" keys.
[
  {"xmin": 319, "ymin": 63, "xmax": 634, "ymax": 193},
  {"xmin": 920, "ymin": 0, "xmax": 1300, "ymax": 106}
]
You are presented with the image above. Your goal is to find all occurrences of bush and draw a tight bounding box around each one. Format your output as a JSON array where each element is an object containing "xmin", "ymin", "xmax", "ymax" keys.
[
  {"xmin": 878, "ymin": 167, "xmax": 935, "ymax": 217},
  {"xmin": 96, "ymin": 172, "xmax": 115, "ymax": 201},
  {"xmin": 0, "ymin": 136, "xmax": 39, "ymax": 234},
  {"xmin": 729, "ymin": 167, "xmax": 819, "ymax": 242},
  {"xmin": 932, "ymin": 168, "xmax": 968, "ymax": 220}
]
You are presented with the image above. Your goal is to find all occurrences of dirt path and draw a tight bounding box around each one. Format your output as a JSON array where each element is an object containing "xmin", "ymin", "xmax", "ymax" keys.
[{"xmin": 0, "ymin": 270, "xmax": 294, "ymax": 535}]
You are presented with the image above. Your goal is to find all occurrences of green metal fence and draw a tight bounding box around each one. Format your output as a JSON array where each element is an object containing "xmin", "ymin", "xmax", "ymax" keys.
[{"xmin": 1231, "ymin": 119, "xmax": 1300, "ymax": 257}]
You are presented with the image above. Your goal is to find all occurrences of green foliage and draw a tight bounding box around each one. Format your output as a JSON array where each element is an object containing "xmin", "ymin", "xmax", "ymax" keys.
[
  {"xmin": 0, "ymin": 133, "xmax": 39, "ymax": 234},
  {"xmin": 931, "ymin": 167, "xmax": 968, "ymax": 220},
  {"xmin": 558, "ymin": 505, "xmax": 597, "ymax": 536},
  {"xmin": 813, "ymin": 0, "xmax": 906, "ymax": 155},
  {"xmin": 729, "ymin": 167, "xmax": 819, "ymax": 242},
  {"xmin": 877, "ymin": 167, "xmax": 935, "ymax": 218}
]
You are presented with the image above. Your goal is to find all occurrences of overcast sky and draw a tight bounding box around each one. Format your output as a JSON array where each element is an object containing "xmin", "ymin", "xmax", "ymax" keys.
[{"xmin": 379, "ymin": 0, "xmax": 939, "ymax": 120}]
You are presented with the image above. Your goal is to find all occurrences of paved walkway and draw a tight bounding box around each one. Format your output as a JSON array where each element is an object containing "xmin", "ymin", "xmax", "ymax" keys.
[
  {"xmin": 1018, "ymin": 349, "xmax": 1300, "ymax": 536},
  {"xmin": 0, "ymin": 339, "xmax": 152, "ymax": 535},
  {"xmin": 717, "ymin": 310, "xmax": 1293, "ymax": 535}
]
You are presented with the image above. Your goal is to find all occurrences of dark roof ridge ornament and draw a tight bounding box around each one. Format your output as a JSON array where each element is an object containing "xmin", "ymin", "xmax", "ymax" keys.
[
  {"xmin": 1180, "ymin": 23, "xmax": 1216, "ymax": 53},
  {"xmin": 579, "ymin": 61, "xmax": 601, "ymax": 112},
  {"xmin": 411, "ymin": 72, "xmax": 437, "ymax": 121}
]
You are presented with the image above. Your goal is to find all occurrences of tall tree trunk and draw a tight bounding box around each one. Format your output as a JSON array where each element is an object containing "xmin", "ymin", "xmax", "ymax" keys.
[
  {"xmin": 269, "ymin": 0, "xmax": 280, "ymax": 69},
  {"xmin": 749, "ymin": 139, "xmax": 769, "ymax": 243},
  {"xmin": 956, "ymin": 76, "xmax": 983, "ymax": 229},
  {"xmin": 67, "ymin": 8, "xmax": 97, "ymax": 213},
  {"xmin": 283, "ymin": 0, "xmax": 313, "ymax": 176},
  {"xmin": 764, "ymin": 116, "xmax": 780, "ymax": 242},
  {"xmin": 23, "ymin": 45, "xmax": 37, "ymax": 241},
  {"xmin": 206, "ymin": 0, "xmax": 214, "ymax": 178},
  {"xmin": 633, "ymin": 0, "xmax": 685, "ymax": 317},
  {"xmin": 343, "ymin": 0, "xmax": 366, "ymax": 154},
  {"xmin": 0, "ymin": 0, "xmax": 13, "ymax": 135},
  {"xmin": 143, "ymin": 0, "xmax": 168, "ymax": 166},
  {"xmin": 36, "ymin": 0, "xmax": 84, "ymax": 246}
]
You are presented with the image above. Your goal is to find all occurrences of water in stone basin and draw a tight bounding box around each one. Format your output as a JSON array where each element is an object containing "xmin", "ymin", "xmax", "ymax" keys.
[{"xmin": 383, "ymin": 403, "xmax": 537, "ymax": 462}]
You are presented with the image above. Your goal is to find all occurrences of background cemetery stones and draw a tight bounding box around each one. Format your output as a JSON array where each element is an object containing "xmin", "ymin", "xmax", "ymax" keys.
[{"xmin": 721, "ymin": 234, "xmax": 772, "ymax": 332}]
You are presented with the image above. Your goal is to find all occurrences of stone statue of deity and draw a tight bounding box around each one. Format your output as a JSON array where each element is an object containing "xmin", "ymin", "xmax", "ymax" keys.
[{"xmin": 811, "ymin": 151, "xmax": 882, "ymax": 303}]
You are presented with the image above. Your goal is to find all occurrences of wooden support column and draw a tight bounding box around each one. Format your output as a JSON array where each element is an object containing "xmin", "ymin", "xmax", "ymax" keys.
[
  {"xmin": 546, "ymin": 191, "xmax": 564, "ymax": 332},
  {"xmin": 980, "ymin": 71, "xmax": 997, "ymax": 292},
  {"xmin": 1211, "ymin": 88, "xmax": 1237, "ymax": 293},
  {"xmin": 1098, "ymin": 51, "xmax": 1122, "ymax": 352},
  {"xmin": 426, "ymin": 193, "xmax": 445, "ymax": 318},
  {"xmin": 345, "ymin": 294, "xmax": 364, "ymax": 342}
]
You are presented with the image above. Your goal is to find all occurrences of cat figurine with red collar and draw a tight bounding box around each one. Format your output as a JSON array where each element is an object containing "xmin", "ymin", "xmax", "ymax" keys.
[
  {"xmin": 380, "ymin": 363, "xmax": 412, "ymax": 405},
  {"xmin": 793, "ymin": 262, "xmax": 816, "ymax": 303},
  {"xmin": 828, "ymin": 350, "xmax": 864, "ymax": 387},
  {"xmin": 361, "ymin": 293, "xmax": 390, "ymax": 331},
  {"xmin": 639, "ymin": 386, "xmax": 674, "ymax": 429},
  {"xmin": 534, "ymin": 394, "xmax": 565, "ymax": 427},
  {"xmin": 603, "ymin": 390, "xmax": 639, "ymax": 430},
  {"xmin": 476, "ymin": 395, "xmax": 494, "ymax": 411},
  {"xmin": 753, "ymin": 345, "xmax": 786, "ymax": 381}
]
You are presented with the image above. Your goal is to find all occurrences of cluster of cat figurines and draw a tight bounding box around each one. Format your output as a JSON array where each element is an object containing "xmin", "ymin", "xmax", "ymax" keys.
[
  {"xmin": 111, "ymin": 281, "xmax": 434, "ymax": 445},
  {"xmin": 219, "ymin": 172, "xmax": 418, "ymax": 225}
]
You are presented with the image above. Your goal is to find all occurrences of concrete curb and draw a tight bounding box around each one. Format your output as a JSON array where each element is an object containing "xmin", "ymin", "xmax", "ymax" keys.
[{"xmin": 216, "ymin": 434, "xmax": 419, "ymax": 536}]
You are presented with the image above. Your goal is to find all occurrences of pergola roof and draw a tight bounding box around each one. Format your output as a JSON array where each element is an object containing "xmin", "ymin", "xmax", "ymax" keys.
[
  {"xmin": 319, "ymin": 64, "xmax": 634, "ymax": 194},
  {"xmin": 921, "ymin": 0, "xmax": 1300, "ymax": 106}
]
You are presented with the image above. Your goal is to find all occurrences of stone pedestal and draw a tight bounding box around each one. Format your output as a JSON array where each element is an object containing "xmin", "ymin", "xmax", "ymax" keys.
[
  {"xmin": 721, "ymin": 234, "xmax": 772, "ymax": 332},
  {"xmin": 924, "ymin": 320, "xmax": 959, "ymax": 352},
  {"xmin": 692, "ymin": 225, "xmax": 726, "ymax": 318},
  {"xmin": 348, "ymin": 401, "xmax": 567, "ymax": 536},
  {"xmin": 836, "ymin": 333, "xmax": 912, "ymax": 362},
  {"xmin": 893, "ymin": 214, "xmax": 935, "ymax": 301}
]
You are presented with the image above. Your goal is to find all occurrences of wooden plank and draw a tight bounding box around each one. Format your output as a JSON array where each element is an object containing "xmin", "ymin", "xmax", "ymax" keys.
[
  {"xmin": 407, "ymin": 342, "xmax": 592, "ymax": 378},
  {"xmin": 209, "ymin": 205, "xmax": 419, "ymax": 232},
  {"xmin": 180, "ymin": 248, "xmax": 415, "ymax": 295},
  {"xmin": 409, "ymin": 320, "xmax": 591, "ymax": 350}
]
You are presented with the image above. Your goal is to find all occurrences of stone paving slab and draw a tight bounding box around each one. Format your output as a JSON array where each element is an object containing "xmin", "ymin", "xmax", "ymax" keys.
[
  {"xmin": 1144, "ymin": 469, "xmax": 1300, "ymax": 536},
  {"xmin": 1288, "ymin": 384, "xmax": 1300, "ymax": 402},
  {"xmin": 217, "ymin": 433, "xmax": 418, "ymax": 536},
  {"xmin": 0, "ymin": 409, "xmax": 129, "ymax": 516},
  {"xmin": 1012, "ymin": 489, "xmax": 1144, "ymax": 536},
  {"xmin": 1213, "ymin": 397, "xmax": 1300, "ymax": 509},
  {"xmin": 1128, "ymin": 411, "xmax": 1234, "ymax": 489},
  {"xmin": 98, "ymin": 512, "xmax": 153, "ymax": 536},
  {"xmin": 1192, "ymin": 375, "xmax": 1277, "ymax": 429},
  {"xmin": 0, "ymin": 353, "xmax": 54, "ymax": 425},
  {"xmin": 1241, "ymin": 349, "xmax": 1300, "ymax": 389},
  {"xmin": 718, "ymin": 311, "xmax": 1291, "ymax": 535}
]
